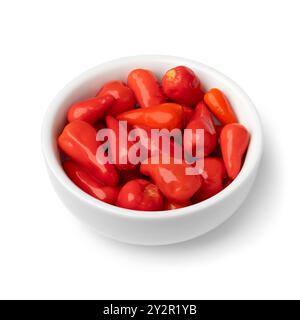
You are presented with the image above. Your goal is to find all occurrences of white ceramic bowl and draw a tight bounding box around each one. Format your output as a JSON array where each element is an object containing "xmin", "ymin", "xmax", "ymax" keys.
[{"xmin": 42, "ymin": 55, "xmax": 263, "ymax": 246}]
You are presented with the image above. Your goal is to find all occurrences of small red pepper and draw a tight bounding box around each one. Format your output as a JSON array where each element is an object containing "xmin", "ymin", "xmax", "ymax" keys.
[
  {"xmin": 116, "ymin": 179, "xmax": 164, "ymax": 211},
  {"xmin": 220, "ymin": 123, "xmax": 250, "ymax": 179},
  {"xmin": 117, "ymin": 103, "xmax": 183, "ymax": 130},
  {"xmin": 63, "ymin": 160, "xmax": 119, "ymax": 204},
  {"xmin": 58, "ymin": 120, "xmax": 119, "ymax": 186},
  {"xmin": 140, "ymin": 161, "xmax": 202, "ymax": 203},
  {"xmin": 127, "ymin": 69, "xmax": 165, "ymax": 108},
  {"xmin": 184, "ymin": 101, "xmax": 217, "ymax": 156},
  {"xmin": 97, "ymin": 80, "xmax": 136, "ymax": 116},
  {"xmin": 105, "ymin": 115, "xmax": 137, "ymax": 171},
  {"xmin": 193, "ymin": 157, "xmax": 227, "ymax": 202},
  {"xmin": 204, "ymin": 88, "xmax": 238, "ymax": 125},
  {"xmin": 67, "ymin": 95, "xmax": 114, "ymax": 124},
  {"xmin": 162, "ymin": 66, "xmax": 204, "ymax": 107}
]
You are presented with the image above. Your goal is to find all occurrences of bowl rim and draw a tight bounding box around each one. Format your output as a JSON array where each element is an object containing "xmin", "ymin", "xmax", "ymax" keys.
[{"xmin": 41, "ymin": 54, "xmax": 263, "ymax": 220}]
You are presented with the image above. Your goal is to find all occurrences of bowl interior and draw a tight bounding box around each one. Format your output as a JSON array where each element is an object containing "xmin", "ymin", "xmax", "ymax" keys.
[{"xmin": 43, "ymin": 55, "xmax": 263, "ymax": 217}]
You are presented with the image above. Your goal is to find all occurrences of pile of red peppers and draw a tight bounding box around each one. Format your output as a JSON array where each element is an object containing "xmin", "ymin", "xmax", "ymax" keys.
[{"xmin": 58, "ymin": 65, "xmax": 250, "ymax": 211}]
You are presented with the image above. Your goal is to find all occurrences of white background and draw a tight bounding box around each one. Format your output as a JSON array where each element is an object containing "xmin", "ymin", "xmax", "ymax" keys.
[{"xmin": 0, "ymin": 0, "xmax": 298, "ymax": 300}]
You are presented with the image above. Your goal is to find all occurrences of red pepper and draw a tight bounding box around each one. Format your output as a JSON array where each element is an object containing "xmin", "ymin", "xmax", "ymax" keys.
[
  {"xmin": 127, "ymin": 69, "xmax": 165, "ymax": 108},
  {"xmin": 220, "ymin": 123, "xmax": 250, "ymax": 179},
  {"xmin": 58, "ymin": 120, "xmax": 119, "ymax": 186},
  {"xmin": 63, "ymin": 161, "xmax": 119, "ymax": 204},
  {"xmin": 204, "ymin": 88, "xmax": 238, "ymax": 125},
  {"xmin": 184, "ymin": 101, "xmax": 217, "ymax": 157},
  {"xmin": 97, "ymin": 80, "xmax": 136, "ymax": 116},
  {"xmin": 162, "ymin": 66, "xmax": 204, "ymax": 107},
  {"xmin": 105, "ymin": 115, "xmax": 137, "ymax": 171},
  {"xmin": 140, "ymin": 161, "xmax": 202, "ymax": 203},
  {"xmin": 117, "ymin": 103, "xmax": 184, "ymax": 130},
  {"xmin": 193, "ymin": 157, "xmax": 227, "ymax": 202},
  {"xmin": 67, "ymin": 95, "xmax": 114, "ymax": 124},
  {"xmin": 116, "ymin": 179, "xmax": 164, "ymax": 211}
]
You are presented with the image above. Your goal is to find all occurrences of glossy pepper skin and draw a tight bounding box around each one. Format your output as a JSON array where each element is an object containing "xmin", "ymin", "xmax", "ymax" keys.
[
  {"xmin": 105, "ymin": 115, "xmax": 137, "ymax": 171},
  {"xmin": 140, "ymin": 161, "xmax": 202, "ymax": 204},
  {"xmin": 204, "ymin": 88, "xmax": 238, "ymax": 125},
  {"xmin": 162, "ymin": 66, "xmax": 204, "ymax": 107},
  {"xmin": 127, "ymin": 69, "xmax": 165, "ymax": 108},
  {"xmin": 220, "ymin": 123, "xmax": 250, "ymax": 179},
  {"xmin": 184, "ymin": 101, "xmax": 217, "ymax": 156},
  {"xmin": 116, "ymin": 179, "xmax": 164, "ymax": 211},
  {"xmin": 67, "ymin": 95, "xmax": 114, "ymax": 124},
  {"xmin": 58, "ymin": 120, "xmax": 119, "ymax": 186},
  {"xmin": 193, "ymin": 157, "xmax": 227, "ymax": 202},
  {"xmin": 96, "ymin": 81, "xmax": 136, "ymax": 117},
  {"xmin": 63, "ymin": 161, "xmax": 119, "ymax": 204},
  {"xmin": 117, "ymin": 103, "xmax": 183, "ymax": 130}
]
